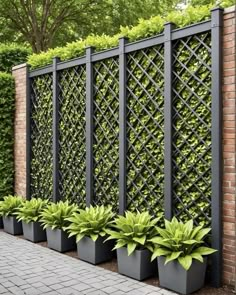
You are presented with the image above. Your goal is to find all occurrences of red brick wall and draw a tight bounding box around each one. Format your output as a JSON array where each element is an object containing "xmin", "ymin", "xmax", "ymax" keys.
[
  {"xmin": 222, "ymin": 6, "xmax": 236, "ymax": 287},
  {"xmin": 12, "ymin": 6, "xmax": 236, "ymax": 287},
  {"xmin": 12, "ymin": 64, "xmax": 27, "ymax": 197}
]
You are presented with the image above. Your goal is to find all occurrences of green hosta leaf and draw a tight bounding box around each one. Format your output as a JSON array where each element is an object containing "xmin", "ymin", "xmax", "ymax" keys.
[
  {"xmin": 195, "ymin": 228, "xmax": 211, "ymax": 241},
  {"xmin": 191, "ymin": 253, "xmax": 204, "ymax": 263},
  {"xmin": 151, "ymin": 248, "xmax": 171, "ymax": 261},
  {"xmin": 90, "ymin": 234, "xmax": 99, "ymax": 242},
  {"xmin": 113, "ymin": 240, "xmax": 127, "ymax": 250},
  {"xmin": 193, "ymin": 247, "xmax": 217, "ymax": 256},
  {"xmin": 178, "ymin": 255, "xmax": 192, "ymax": 271},
  {"xmin": 76, "ymin": 233, "xmax": 85, "ymax": 243},
  {"xmin": 165, "ymin": 251, "xmax": 183, "ymax": 264},
  {"xmin": 127, "ymin": 243, "xmax": 137, "ymax": 256},
  {"xmin": 133, "ymin": 236, "xmax": 146, "ymax": 245},
  {"xmin": 182, "ymin": 240, "xmax": 201, "ymax": 245}
]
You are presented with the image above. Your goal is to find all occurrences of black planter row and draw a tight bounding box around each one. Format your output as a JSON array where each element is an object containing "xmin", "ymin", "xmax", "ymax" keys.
[{"xmin": 0, "ymin": 216, "xmax": 207, "ymax": 294}]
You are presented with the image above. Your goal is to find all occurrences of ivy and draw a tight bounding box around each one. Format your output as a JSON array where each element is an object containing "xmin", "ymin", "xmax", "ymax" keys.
[{"xmin": 0, "ymin": 73, "xmax": 14, "ymax": 199}]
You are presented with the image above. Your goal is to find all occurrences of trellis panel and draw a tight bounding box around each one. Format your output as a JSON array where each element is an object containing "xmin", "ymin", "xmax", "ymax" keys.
[
  {"xmin": 126, "ymin": 45, "xmax": 165, "ymax": 217},
  {"xmin": 93, "ymin": 58, "xmax": 120, "ymax": 210},
  {"xmin": 172, "ymin": 32, "xmax": 212, "ymax": 226},
  {"xmin": 58, "ymin": 66, "xmax": 86, "ymax": 206},
  {"xmin": 30, "ymin": 74, "xmax": 53, "ymax": 200}
]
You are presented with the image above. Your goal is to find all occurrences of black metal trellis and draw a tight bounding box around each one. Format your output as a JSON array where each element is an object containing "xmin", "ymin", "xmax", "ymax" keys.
[{"xmin": 27, "ymin": 8, "xmax": 223, "ymax": 287}]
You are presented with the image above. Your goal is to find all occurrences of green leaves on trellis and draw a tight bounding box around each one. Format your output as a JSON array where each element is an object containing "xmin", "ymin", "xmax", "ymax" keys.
[
  {"xmin": 58, "ymin": 67, "xmax": 86, "ymax": 206},
  {"xmin": 93, "ymin": 58, "xmax": 119, "ymax": 210},
  {"xmin": 31, "ymin": 75, "xmax": 53, "ymax": 200},
  {"xmin": 126, "ymin": 46, "xmax": 165, "ymax": 218},
  {"xmin": 29, "ymin": 33, "xmax": 213, "ymax": 227},
  {"xmin": 0, "ymin": 73, "xmax": 14, "ymax": 199},
  {"xmin": 172, "ymin": 33, "xmax": 212, "ymax": 226}
]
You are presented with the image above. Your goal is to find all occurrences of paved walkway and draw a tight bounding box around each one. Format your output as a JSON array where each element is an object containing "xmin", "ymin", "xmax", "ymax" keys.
[{"xmin": 0, "ymin": 232, "xmax": 176, "ymax": 295}]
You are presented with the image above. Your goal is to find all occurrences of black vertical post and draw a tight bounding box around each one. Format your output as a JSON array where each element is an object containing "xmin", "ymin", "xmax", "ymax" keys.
[
  {"xmin": 86, "ymin": 47, "xmax": 94, "ymax": 207},
  {"xmin": 211, "ymin": 7, "xmax": 223, "ymax": 288},
  {"xmin": 119, "ymin": 37, "xmax": 128, "ymax": 215},
  {"xmin": 52, "ymin": 57, "xmax": 60, "ymax": 203},
  {"xmin": 164, "ymin": 23, "xmax": 175, "ymax": 220},
  {"xmin": 26, "ymin": 65, "xmax": 31, "ymax": 200}
]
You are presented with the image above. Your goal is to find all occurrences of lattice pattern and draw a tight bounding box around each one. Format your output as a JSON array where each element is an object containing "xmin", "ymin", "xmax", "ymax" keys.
[
  {"xmin": 30, "ymin": 74, "xmax": 53, "ymax": 200},
  {"xmin": 172, "ymin": 32, "xmax": 212, "ymax": 226},
  {"xmin": 126, "ymin": 45, "xmax": 165, "ymax": 217},
  {"xmin": 58, "ymin": 66, "xmax": 86, "ymax": 206},
  {"xmin": 93, "ymin": 58, "xmax": 119, "ymax": 210}
]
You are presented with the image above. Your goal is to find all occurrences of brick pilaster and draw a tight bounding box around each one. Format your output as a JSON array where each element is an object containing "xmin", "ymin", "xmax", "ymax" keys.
[
  {"xmin": 12, "ymin": 63, "xmax": 27, "ymax": 197},
  {"xmin": 222, "ymin": 5, "xmax": 236, "ymax": 287}
]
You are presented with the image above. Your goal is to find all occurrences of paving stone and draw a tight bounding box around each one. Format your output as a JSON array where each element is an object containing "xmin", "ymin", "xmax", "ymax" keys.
[{"xmin": 0, "ymin": 232, "xmax": 174, "ymax": 295}]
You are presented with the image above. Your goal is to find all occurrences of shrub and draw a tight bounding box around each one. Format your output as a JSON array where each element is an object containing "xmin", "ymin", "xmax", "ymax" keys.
[
  {"xmin": 65, "ymin": 205, "xmax": 114, "ymax": 242},
  {"xmin": 0, "ymin": 195, "xmax": 24, "ymax": 217},
  {"xmin": 0, "ymin": 44, "xmax": 31, "ymax": 73},
  {"xmin": 28, "ymin": 5, "xmax": 214, "ymax": 69},
  {"xmin": 149, "ymin": 217, "xmax": 217, "ymax": 270},
  {"xmin": 40, "ymin": 201, "xmax": 78, "ymax": 230},
  {"xmin": 106, "ymin": 211, "xmax": 160, "ymax": 255},
  {"xmin": 0, "ymin": 73, "xmax": 14, "ymax": 199},
  {"xmin": 16, "ymin": 198, "xmax": 48, "ymax": 223}
]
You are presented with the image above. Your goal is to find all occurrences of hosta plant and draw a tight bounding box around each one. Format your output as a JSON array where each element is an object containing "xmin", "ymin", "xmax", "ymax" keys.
[
  {"xmin": 40, "ymin": 201, "xmax": 78, "ymax": 230},
  {"xmin": 150, "ymin": 217, "xmax": 217, "ymax": 270},
  {"xmin": 106, "ymin": 211, "xmax": 160, "ymax": 255},
  {"xmin": 65, "ymin": 205, "xmax": 114, "ymax": 242},
  {"xmin": 16, "ymin": 198, "xmax": 48, "ymax": 223},
  {"xmin": 0, "ymin": 195, "xmax": 24, "ymax": 217}
]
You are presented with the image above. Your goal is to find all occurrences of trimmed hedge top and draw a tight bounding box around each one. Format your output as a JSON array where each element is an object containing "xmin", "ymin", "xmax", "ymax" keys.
[
  {"xmin": 0, "ymin": 44, "xmax": 31, "ymax": 73},
  {"xmin": 28, "ymin": 5, "xmax": 213, "ymax": 69},
  {"xmin": 28, "ymin": 2, "xmax": 234, "ymax": 69}
]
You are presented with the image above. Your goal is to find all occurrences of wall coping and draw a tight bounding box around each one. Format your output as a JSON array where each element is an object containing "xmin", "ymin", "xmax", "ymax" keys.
[
  {"xmin": 224, "ymin": 5, "xmax": 236, "ymax": 14},
  {"xmin": 12, "ymin": 63, "xmax": 27, "ymax": 71}
]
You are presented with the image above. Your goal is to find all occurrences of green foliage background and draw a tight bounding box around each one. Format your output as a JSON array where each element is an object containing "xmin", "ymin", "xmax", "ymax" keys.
[
  {"xmin": 0, "ymin": 44, "xmax": 31, "ymax": 73},
  {"xmin": 0, "ymin": 73, "xmax": 15, "ymax": 199},
  {"xmin": 0, "ymin": 44, "xmax": 30, "ymax": 200}
]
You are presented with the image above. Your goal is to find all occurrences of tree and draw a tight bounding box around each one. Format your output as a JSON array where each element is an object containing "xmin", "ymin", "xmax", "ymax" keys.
[{"xmin": 0, "ymin": 0, "xmax": 105, "ymax": 53}]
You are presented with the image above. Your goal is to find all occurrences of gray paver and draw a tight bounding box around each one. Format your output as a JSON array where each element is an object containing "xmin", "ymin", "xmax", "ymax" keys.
[{"xmin": 0, "ymin": 231, "xmax": 176, "ymax": 295}]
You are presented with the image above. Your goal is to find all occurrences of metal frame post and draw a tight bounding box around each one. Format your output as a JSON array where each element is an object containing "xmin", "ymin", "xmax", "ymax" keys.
[
  {"xmin": 119, "ymin": 37, "xmax": 128, "ymax": 215},
  {"xmin": 211, "ymin": 7, "xmax": 223, "ymax": 288},
  {"xmin": 164, "ymin": 23, "xmax": 175, "ymax": 220},
  {"xmin": 26, "ymin": 65, "xmax": 31, "ymax": 200},
  {"xmin": 52, "ymin": 57, "xmax": 60, "ymax": 203},
  {"xmin": 85, "ymin": 47, "xmax": 94, "ymax": 207}
]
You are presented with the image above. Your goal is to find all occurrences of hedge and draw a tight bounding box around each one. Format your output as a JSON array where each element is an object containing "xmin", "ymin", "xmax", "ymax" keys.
[
  {"xmin": 28, "ymin": 2, "xmax": 234, "ymax": 69},
  {"xmin": 0, "ymin": 44, "xmax": 31, "ymax": 73},
  {"xmin": 0, "ymin": 73, "xmax": 15, "ymax": 199}
]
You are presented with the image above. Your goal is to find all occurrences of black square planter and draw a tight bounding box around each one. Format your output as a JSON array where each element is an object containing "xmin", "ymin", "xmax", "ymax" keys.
[
  {"xmin": 0, "ymin": 217, "xmax": 3, "ymax": 229},
  {"xmin": 46, "ymin": 228, "xmax": 76, "ymax": 252},
  {"xmin": 22, "ymin": 221, "xmax": 47, "ymax": 243},
  {"xmin": 77, "ymin": 236, "xmax": 114, "ymax": 265},
  {"xmin": 158, "ymin": 256, "xmax": 207, "ymax": 294},
  {"xmin": 117, "ymin": 247, "xmax": 157, "ymax": 281},
  {"xmin": 3, "ymin": 216, "xmax": 23, "ymax": 235}
]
